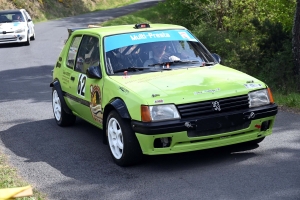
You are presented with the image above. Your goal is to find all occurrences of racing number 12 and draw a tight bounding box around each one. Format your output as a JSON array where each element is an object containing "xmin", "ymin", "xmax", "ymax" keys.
[{"xmin": 77, "ymin": 74, "xmax": 86, "ymax": 96}]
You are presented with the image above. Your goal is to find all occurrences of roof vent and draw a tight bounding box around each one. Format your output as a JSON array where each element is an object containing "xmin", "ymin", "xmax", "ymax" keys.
[{"xmin": 134, "ymin": 23, "xmax": 150, "ymax": 29}]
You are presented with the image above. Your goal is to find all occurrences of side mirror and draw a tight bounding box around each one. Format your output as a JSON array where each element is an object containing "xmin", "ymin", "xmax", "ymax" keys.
[
  {"xmin": 211, "ymin": 53, "xmax": 221, "ymax": 63},
  {"xmin": 86, "ymin": 65, "xmax": 102, "ymax": 79},
  {"xmin": 27, "ymin": 19, "xmax": 32, "ymax": 22}
]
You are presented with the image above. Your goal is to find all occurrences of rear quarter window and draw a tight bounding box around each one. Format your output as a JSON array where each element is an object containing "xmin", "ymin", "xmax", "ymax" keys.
[{"xmin": 66, "ymin": 36, "xmax": 82, "ymax": 69}]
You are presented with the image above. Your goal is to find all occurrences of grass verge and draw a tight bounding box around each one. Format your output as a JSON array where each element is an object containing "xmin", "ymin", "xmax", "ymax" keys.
[
  {"xmin": 273, "ymin": 93, "xmax": 300, "ymax": 110},
  {"xmin": 0, "ymin": 0, "xmax": 138, "ymax": 23},
  {"xmin": 0, "ymin": 153, "xmax": 45, "ymax": 199}
]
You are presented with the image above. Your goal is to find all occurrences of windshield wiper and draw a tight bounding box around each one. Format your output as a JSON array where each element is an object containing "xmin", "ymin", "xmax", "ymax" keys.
[
  {"xmin": 148, "ymin": 60, "xmax": 200, "ymax": 67},
  {"xmin": 113, "ymin": 67, "xmax": 150, "ymax": 73},
  {"xmin": 202, "ymin": 62, "xmax": 216, "ymax": 66},
  {"xmin": 174, "ymin": 60, "xmax": 201, "ymax": 64}
]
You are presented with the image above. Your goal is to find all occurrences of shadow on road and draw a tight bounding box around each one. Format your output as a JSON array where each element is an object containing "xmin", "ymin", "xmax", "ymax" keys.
[
  {"xmin": 0, "ymin": 111, "xmax": 300, "ymax": 199},
  {"xmin": 0, "ymin": 43, "xmax": 27, "ymax": 48},
  {"xmin": 0, "ymin": 117, "xmax": 265, "ymax": 184},
  {"xmin": 0, "ymin": 65, "xmax": 53, "ymax": 103}
]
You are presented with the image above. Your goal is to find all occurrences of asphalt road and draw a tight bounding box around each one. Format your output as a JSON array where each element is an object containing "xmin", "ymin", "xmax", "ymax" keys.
[{"xmin": 0, "ymin": 1, "xmax": 300, "ymax": 199}]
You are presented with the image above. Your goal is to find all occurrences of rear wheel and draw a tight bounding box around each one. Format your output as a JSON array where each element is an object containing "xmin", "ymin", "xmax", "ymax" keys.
[
  {"xmin": 106, "ymin": 110, "xmax": 143, "ymax": 166},
  {"xmin": 52, "ymin": 88, "xmax": 76, "ymax": 126}
]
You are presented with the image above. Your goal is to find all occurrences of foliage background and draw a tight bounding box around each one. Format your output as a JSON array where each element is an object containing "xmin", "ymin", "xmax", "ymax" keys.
[
  {"xmin": 0, "ymin": 0, "xmax": 299, "ymax": 104},
  {"xmin": 101, "ymin": 0, "xmax": 300, "ymax": 108},
  {"xmin": 0, "ymin": 0, "xmax": 136, "ymax": 22},
  {"xmin": 155, "ymin": 0, "xmax": 297, "ymax": 94}
]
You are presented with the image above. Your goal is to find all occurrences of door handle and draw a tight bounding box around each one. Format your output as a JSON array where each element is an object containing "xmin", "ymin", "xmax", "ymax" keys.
[{"xmin": 71, "ymin": 76, "xmax": 75, "ymax": 81}]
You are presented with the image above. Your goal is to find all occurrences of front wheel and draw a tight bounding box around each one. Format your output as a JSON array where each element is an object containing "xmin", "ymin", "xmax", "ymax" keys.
[
  {"xmin": 106, "ymin": 110, "xmax": 143, "ymax": 166},
  {"xmin": 31, "ymin": 31, "xmax": 35, "ymax": 40},
  {"xmin": 25, "ymin": 33, "xmax": 30, "ymax": 46},
  {"xmin": 52, "ymin": 88, "xmax": 76, "ymax": 126}
]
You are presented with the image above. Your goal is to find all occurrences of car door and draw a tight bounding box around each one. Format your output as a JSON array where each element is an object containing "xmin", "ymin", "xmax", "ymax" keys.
[{"xmin": 68, "ymin": 35, "xmax": 104, "ymax": 126}]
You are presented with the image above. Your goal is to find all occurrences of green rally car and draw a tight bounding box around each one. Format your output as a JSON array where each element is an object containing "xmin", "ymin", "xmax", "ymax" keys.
[{"xmin": 50, "ymin": 23, "xmax": 278, "ymax": 166}]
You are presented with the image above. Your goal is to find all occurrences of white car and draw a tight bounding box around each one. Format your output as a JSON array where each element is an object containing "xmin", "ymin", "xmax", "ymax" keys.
[{"xmin": 0, "ymin": 9, "xmax": 35, "ymax": 45}]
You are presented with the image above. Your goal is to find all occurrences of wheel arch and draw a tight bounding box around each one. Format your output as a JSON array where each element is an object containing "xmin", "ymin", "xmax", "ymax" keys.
[
  {"xmin": 50, "ymin": 80, "xmax": 73, "ymax": 115},
  {"xmin": 102, "ymin": 98, "xmax": 131, "ymax": 144}
]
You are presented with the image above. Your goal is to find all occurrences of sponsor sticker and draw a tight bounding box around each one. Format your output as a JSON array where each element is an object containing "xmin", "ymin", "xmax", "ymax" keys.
[
  {"xmin": 194, "ymin": 88, "xmax": 220, "ymax": 95},
  {"xmin": 244, "ymin": 83, "xmax": 262, "ymax": 89},
  {"xmin": 105, "ymin": 30, "xmax": 197, "ymax": 52},
  {"xmin": 90, "ymin": 85, "xmax": 103, "ymax": 123},
  {"xmin": 154, "ymin": 99, "xmax": 164, "ymax": 104},
  {"xmin": 130, "ymin": 32, "xmax": 171, "ymax": 40}
]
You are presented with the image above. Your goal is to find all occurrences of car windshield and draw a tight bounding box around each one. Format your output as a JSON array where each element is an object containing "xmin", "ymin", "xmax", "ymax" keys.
[
  {"xmin": 104, "ymin": 29, "xmax": 216, "ymax": 75},
  {"xmin": 0, "ymin": 11, "xmax": 24, "ymax": 23}
]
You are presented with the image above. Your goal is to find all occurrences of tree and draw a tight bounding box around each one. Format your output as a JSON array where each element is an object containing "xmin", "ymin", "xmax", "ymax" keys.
[{"xmin": 292, "ymin": 0, "xmax": 300, "ymax": 91}]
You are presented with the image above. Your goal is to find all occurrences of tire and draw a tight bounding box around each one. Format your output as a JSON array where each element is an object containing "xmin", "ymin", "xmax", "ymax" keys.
[
  {"xmin": 52, "ymin": 88, "xmax": 76, "ymax": 126},
  {"xmin": 106, "ymin": 110, "xmax": 143, "ymax": 166},
  {"xmin": 25, "ymin": 33, "xmax": 30, "ymax": 46},
  {"xmin": 31, "ymin": 32, "xmax": 35, "ymax": 40}
]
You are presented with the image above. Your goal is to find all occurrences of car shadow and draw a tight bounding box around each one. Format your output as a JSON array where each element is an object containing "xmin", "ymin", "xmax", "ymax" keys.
[
  {"xmin": 1, "ymin": 111, "xmax": 300, "ymax": 200},
  {"xmin": 0, "ymin": 117, "xmax": 261, "ymax": 184},
  {"xmin": 0, "ymin": 43, "xmax": 25, "ymax": 48}
]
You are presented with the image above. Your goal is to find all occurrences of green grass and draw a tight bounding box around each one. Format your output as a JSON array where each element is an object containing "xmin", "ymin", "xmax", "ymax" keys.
[
  {"xmin": 100, "ymin": 5, "xmax": 164, "ymax": 26},
  {"xmin": 273, "ymin": 92, "xmax": 300, "ymax": 109},
  {"xmin": 0, "ymin": 0, "xmax": 139, "ymax": 23},
  {"xmin": 0, "ymin": 154, "xmax": 45, "ymax": 199}
]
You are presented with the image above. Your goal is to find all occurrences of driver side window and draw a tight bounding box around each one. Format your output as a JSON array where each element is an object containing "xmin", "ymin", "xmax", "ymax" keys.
[{"xmin": 75, "ymin": 35, "xmax": 100, "ymax": 74}]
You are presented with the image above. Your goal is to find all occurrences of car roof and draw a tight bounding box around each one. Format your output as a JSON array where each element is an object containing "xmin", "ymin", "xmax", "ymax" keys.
[
  {"xmin": 0, "ymin": 9, "xmax": 25, "ymax": 14},
  {"xmin": 71, "ymin": 24, "xmax": 187, "ymax": 38}
]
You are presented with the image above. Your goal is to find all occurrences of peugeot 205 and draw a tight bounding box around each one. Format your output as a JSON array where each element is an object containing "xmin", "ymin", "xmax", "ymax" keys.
[
  {"xmin": 0, "ymin": 9, "xmax": 35, "ymax": 45},
  {"xmin": 50, "ymin": 23, "xmax": 278, "ymax": 166}
]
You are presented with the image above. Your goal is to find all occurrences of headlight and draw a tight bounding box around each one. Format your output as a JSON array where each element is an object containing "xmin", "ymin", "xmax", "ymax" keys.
[
  {"xmin": 141, "ymin": 104, "xmax": 180, "ymax": 122},
  {"xmin": 15, "ymin": 28, "xmax": 25, "ymax": 33},
  {"xmin": 248, "ymin": 89, "xmax": 272, "ymax": 108}
]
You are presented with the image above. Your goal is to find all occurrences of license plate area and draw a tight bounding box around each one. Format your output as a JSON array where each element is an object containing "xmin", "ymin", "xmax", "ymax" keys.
[
  {"xmin": 196, "ymin": 114, "xmax": 245, "ymax": 131},
  {"xmin": 187, "ymin": 113, "xmax": 250, "ymax": 137}
]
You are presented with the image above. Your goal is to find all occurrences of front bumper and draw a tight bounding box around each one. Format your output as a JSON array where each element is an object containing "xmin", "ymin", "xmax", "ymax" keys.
[
  {"xmin": 132, "ymin": 104, "xmax": 277, "ymax": 155},
  {"xmin": 0, "ymin": 32, "xmax": 27, "ymax": 44}
]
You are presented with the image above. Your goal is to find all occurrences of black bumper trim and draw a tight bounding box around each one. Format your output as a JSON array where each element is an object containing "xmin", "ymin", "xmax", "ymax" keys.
[{"xmin": 131, "ymin": 104, "xmax": 278, "ymax": 135}]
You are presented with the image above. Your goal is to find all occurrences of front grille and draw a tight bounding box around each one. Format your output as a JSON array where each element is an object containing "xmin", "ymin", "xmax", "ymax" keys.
[
  {"xmin": 177, "ymin": 95, "xmax": 249, "ymax": 119},
  {"xmin": 0, "ymin": 31, "xmax": 14, "ymax": 34},
  {"xmin": 0, "ymin": 38, "xmax": 17, "ymax": 42}
]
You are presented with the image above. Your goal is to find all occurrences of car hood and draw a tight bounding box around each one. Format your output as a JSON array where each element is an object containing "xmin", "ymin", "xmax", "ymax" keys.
[
  {"xmin": 110, "ymin": 65, "xmax": 266, "ymax": 105},
  {"xmin": 0, "ymin": 22, "xmax": 26, "ymax": 31}
]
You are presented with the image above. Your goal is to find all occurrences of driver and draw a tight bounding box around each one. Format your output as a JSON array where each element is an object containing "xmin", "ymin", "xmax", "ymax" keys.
[
  {"xmin": 143, "ymin": 42, "xmax": 180, "ymax": 67},
  {"xmin": 12, "ymin": 14, "xmax": 23, "ymax": 22}
]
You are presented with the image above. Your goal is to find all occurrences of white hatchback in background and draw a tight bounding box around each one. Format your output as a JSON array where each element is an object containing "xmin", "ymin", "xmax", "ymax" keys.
[{"xmin": 0, "ymin": 9, "xmax": 35, "ymax": 45}]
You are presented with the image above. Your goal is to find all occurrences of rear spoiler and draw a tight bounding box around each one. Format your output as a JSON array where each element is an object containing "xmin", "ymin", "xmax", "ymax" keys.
[
  {"xmin": 67, "ymin": 27, "xmax": 86, "ymax": 38},
  {"xmin": 66, "ymin": 24, "xmax": 102, "ymax": 40}
]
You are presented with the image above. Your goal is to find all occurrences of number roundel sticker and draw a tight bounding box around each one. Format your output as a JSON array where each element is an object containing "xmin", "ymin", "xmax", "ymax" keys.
[{"xmin": 77, "ymin": 74, "xmax": 87, "ymax": 97}]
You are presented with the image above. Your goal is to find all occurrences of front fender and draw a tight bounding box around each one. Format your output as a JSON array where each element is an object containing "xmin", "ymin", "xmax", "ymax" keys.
[
  {"xmin": 50, "ymin": 80, "xmax": 72, "ymax": 115},
  {"xmin": 110, "ymin": 98, "xmax": 131, "ymax": 119},
  {"xmin": 102, "ymin": 98, "xmax": 131, "ymax": 145}
]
